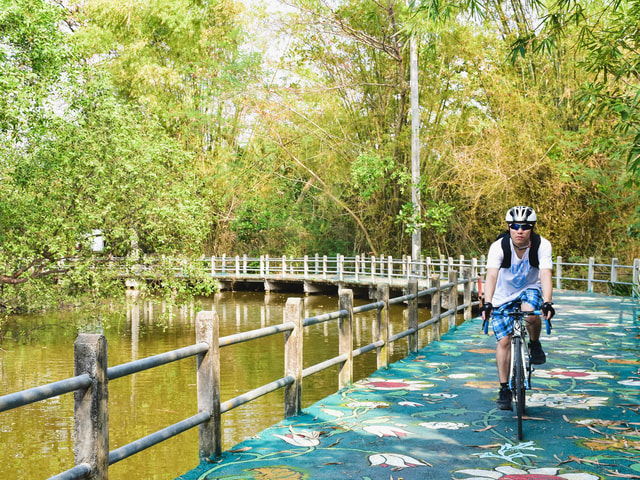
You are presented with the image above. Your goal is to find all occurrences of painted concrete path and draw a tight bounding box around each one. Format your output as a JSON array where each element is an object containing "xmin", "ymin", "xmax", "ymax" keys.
[{"xmin": 178, "ymin": 291, "xmax": 640, "ymax": 480}]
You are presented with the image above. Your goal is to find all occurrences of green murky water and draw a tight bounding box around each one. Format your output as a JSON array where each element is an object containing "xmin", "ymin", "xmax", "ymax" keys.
[{"xmin": 0, "ymin": 290, "xmax": 452, "ymax": 479}]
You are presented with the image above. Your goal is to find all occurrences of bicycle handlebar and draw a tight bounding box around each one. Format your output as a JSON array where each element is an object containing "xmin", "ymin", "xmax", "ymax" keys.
[{"xmin": 481, "ymin": 310, "xmax": 552, "ymax": 335}]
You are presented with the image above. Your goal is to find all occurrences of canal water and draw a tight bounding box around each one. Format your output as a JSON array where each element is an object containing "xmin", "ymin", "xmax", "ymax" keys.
[{"xmin": 0, "ymin": 289, "xmax": 458, "ymax": 480}]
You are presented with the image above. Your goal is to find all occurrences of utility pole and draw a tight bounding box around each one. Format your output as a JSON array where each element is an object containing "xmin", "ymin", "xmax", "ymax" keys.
[{"xmin": 410, "ymin": 34, "xmax": 421, "ymax": 273}]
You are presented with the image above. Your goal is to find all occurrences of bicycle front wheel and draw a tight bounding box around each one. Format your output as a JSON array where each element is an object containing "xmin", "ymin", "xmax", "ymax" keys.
[{"xmin": 514, "ymin": 337, "xmax": 526, "ymax": 440}]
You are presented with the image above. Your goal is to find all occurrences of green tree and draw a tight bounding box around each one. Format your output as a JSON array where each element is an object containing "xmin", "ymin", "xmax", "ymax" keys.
[{"xmin": 0, "ymin": 2, "xmax": 210, "ymax": 309}]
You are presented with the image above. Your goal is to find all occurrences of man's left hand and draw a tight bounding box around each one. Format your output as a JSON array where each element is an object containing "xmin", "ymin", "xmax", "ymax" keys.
[{"xmin": 541, "ymin": 302, "xmax": 555, "ymax": 320}]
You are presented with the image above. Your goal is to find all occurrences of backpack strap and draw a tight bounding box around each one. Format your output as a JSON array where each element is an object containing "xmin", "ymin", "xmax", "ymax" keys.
[
  {"xmin": 529, "ymin": 232, "xmax": 541, "ymax": 268},
  {"xmin": 499, "ymin": 232, "xmax": 541, "ymax": 269},
  {"xmin": 499, "ymin": 233, "xmax": 511, "ymax": 269}
]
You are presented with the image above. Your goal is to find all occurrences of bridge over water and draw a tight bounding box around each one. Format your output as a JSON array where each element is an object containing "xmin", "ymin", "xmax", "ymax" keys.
[
  {"xmin": 178, "ymin": 290, "xmax": 640, "ymax": 480},
  {"xmin": 2, "ymin": 256, "xmax": 639, "ymax": 479}
]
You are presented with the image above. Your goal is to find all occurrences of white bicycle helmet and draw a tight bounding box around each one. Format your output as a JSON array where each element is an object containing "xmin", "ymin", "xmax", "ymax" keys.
[{"xmin": 505, "ymin": 205, "xmax": 537, "ymax": 223}]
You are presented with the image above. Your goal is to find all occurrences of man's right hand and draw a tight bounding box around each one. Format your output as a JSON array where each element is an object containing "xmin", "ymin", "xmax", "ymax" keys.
[{"xmin": 480, "ymin": 302, "xmax": 493, "ymax": 320}]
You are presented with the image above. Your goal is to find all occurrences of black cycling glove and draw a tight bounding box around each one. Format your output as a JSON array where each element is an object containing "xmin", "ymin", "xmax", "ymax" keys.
[
  {"xmin": 541, "ymin": 302, "xmax": 555, "ymax": 319},
  {"xmin": 480, "ymin": 301, "xmax": 494, "ymax": 320}
]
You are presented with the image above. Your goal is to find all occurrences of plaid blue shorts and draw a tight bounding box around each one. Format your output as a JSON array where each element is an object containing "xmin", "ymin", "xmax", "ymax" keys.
[{"xmin": 491, "ymin": 288, "xmax": 543, "ymax": 341}]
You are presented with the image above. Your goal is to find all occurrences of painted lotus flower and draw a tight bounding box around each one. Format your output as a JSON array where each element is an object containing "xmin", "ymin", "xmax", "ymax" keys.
[
  {"xmin": 535, "ymin": 368, "xmax": 614, "ymax": 380},
  {"xmin": 419, "ymin": 421, "xmax": 468, "ymax": 430},
  {"xmin": 528, "ymin": 393, "xmax": 607, "ymax": 409},
  {"xmin": 273, "ymin": 430, "xmax": 320, "ymax": 447},
  {"xmin": 368, "ymin": 453, "xmax": 430, "ymax": 469},
  {"xmin": 422, "ymin": 392, "xmax": 458, "ymax": 400},
  {"xmin": 363, "ymin": 425, "xmax": 411, "ymax": 438},
  {"xmin": 618, "ymin": 378, "xmax": 640, "ymax": 386},
  {"xmin": 453, "ymin": 465, "xmax": 599, "ymax": 479},
  {"xmin": 423, "ymin": 362, "xmax": 448, "ymax": 368},
  {"xmin": 568, "ymin": 323, "xmax": 610, "ymax": 328},
  {"xmin": 346, "ymin": 401, "xmax": 389, "ymax": 409},
  {"xmin": 362, "ymin": 378, "xmax": 435, "ymax": 391},
  {"xmin": 448, "ymin": 373, "xmax": 477, "ymax": 379},
  {"xmin": 321, "ymin": 408, "xmax": 344, "ymax": 418},
  {"xmin": 560, "ymin": 350, "xmax": 588, "ymax": 355}
]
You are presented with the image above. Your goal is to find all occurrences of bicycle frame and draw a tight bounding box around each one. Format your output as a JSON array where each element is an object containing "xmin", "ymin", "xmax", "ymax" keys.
[
  {"xmin": 507, "ymin": 304, "xmax": 550, "ymax": 440},
  {"xmin": 508, "ymin": 310, "xmax": 534, "ymax": 391},
  {"xmin": 482, "ymin": 302, "xmax": 551, "ymax": 440}
]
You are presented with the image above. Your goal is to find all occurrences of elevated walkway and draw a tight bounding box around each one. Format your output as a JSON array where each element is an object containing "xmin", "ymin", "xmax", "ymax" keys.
[{"xmin": 178, "ymin": 291, "xmax": 640, "ymax": 480}]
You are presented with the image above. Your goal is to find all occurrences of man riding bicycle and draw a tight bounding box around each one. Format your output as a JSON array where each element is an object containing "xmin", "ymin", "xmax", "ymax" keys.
[{"xmin": 480, "ymin": 206, "xmax": 556, "ymax": 410}]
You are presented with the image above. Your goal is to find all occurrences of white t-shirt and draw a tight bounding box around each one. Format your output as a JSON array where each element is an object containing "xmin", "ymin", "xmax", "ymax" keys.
[{"xmin": 486, "ymin": 235, "xmax": 553, "ymax": 307}]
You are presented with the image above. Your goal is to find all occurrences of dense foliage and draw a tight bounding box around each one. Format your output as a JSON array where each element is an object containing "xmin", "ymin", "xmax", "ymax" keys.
[{"xmin": 1, "ymin": 0, "xmax": 639, "ymax": 310}]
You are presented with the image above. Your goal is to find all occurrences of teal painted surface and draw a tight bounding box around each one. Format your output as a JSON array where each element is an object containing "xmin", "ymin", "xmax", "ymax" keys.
[{"xmin": 178, "ymin": 291, "xmax": 640, "ymax": 480}]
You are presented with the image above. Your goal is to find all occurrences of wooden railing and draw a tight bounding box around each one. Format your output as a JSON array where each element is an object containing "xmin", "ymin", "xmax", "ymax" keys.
[
  {"xmin": 205, "ymin": 254, "xmax": 640, "ymax": 298},
  {"xmin": 0, "ymin": 271, "xmax": 477, "ymax": 480},
  {"xmin": 103, "ymin": 253, "xmax": 640, "ymax": 297}
]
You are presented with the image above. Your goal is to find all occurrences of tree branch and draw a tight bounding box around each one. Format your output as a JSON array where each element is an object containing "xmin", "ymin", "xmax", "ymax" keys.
[{"xmin": 272, "ymin": 131, "xmax": 379, "ymax": 256}]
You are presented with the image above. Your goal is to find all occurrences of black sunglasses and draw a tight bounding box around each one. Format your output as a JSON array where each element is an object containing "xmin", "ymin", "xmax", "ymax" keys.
[{"xmin": 509, "ymin": 223, "xmax": 534, "ymax": 231}]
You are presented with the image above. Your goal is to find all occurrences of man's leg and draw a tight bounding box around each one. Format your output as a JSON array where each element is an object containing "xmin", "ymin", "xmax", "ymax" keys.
[
  {"xmin": 496, "ymin": 335, "xmax": 511, "ymax": 383},
  {"xmin": 522, "ymin": 299, "xmax": 546, "ymax": 365},
  {"xmin": 522, "ymin": 289, "xmax": 547, "ymax": 365},
  {"xmin": 521, "ymin": 302, "xmax": 541, "ymax": 341},
  {"xmin": 496, "ymin": 335, "xmax": 512, "ymax": 410},
  {"xmin": 526, "ymin": 315, "xmax": 542, "ymax": 341}
]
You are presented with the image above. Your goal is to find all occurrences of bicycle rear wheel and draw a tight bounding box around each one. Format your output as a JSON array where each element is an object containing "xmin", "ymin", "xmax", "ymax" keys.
[{"xmin": 514, "ymin": 337, "xmax": 526, "ymax": 440}]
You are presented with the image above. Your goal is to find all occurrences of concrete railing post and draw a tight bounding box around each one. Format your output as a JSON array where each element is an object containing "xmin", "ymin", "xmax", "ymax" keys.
[
  {"xmin": 408, "ymin": 279, "xmax": 419, "ymax": 353},
  {"xmin": 448, "ymin": 270, "xmax": 458, "ymax": 329},
  {"xmin": 610, "ymin": 258, "xmax": 618, "ymax": 283},
  {"xmin": 556, "ymin": 256, "xmax": 563, "ymax": 289},
  {"xmin": 284, "ymin": 298, "xmax": 303, "ymax": 417},
  {"xmin": 74, "ymin": 334, "xmax": 109, "ymax": 480},
  {"xmin": 196, "ymin": 310, "xmax": 221, "ymax": 459},
  {"xmin": 370, "ymin": 256, "xmax": 375, "ymax": 282},
  {"xmin": 323, "ymin": 255, "xmax": 328, "ymax": 279},
  {"xmin": 463, "ymin": 267, "xmax": 472, "ymax": 321},
  {"xmin": 430, "ymin": 275, "xmax": 441, "ymax": 341},
  {"xmin": 338, "ymin": 289, "xmax": 354, "ymax": 389},
  {"xmin": 375, "ymin": 284, "xmax": 390, "ymax": 369},
  {"xmin": 588, "ymin": 257, "xmax": 595, "ymax": 292}
]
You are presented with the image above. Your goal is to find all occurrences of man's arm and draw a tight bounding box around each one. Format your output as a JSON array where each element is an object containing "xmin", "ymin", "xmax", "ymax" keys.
[
  {"xmin": 540, "ymin": 267, "xmax": 553, "ymax": 319},
  {"xmin": 481, "ymin": 267, "xmax": 499, "ymax": 320}
]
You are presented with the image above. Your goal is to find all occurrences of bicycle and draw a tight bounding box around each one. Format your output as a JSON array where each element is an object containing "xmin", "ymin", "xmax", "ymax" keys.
[{"xmin": 483, "ymin": 301, "xmax": 552, "ymax": 440}]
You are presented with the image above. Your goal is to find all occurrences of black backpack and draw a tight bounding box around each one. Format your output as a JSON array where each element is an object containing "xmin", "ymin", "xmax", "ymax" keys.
[{"xmin": 497, "ymin": 231, "xmax": 541, "ymax": 269}]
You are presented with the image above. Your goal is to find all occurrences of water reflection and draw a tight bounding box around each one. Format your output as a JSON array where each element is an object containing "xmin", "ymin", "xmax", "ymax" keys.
[{"xmin": 0, "ymin": 290, "xmax": 460, "ymax": 480}]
